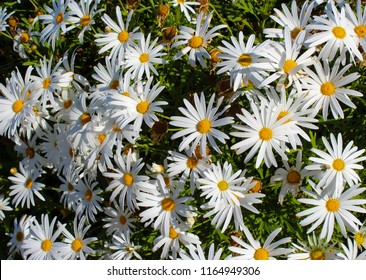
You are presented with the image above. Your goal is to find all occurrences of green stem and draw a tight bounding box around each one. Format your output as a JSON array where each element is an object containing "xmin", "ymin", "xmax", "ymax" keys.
[{"xmin": 209, "ymin": 3, "xmax": 233, "ymax": 37}]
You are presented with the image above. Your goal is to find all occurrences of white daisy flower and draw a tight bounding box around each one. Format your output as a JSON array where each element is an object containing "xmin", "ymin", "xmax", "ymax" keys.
[
  {"xmin": 22, "ymin": 214, "xmax": 66, "ymax": 260},
  {"xmin": 68, "ymin": 0, "xmax": 104, "ymax": 44},
  {"xmin": 337, "ymin": 238, "xmax": 366, "ymax": 260},
  {"xmin": 352, "ymin": 223, "xmax": 366, "ymax": 249},
  {"xmin": 305, "ymin": 3, "xmax": 363, "ymax": 64},
  {"xmin": 170, "ymin": 92, "xmax": 233, "ymax": 157},
  {"xmin": 179, "ymin": 243, "xmax": 223, "ymax": 260},
  {"xmin": 228, "ymin": 227, "xmax": 293, "ymax": 260},
  {"xmin": 38, "ymin": 0, "xmax": 79, "ymax": 50},
  {"xmin": 138, "ymin": 175, "xmax": 197, "ymax": 237},
  {"xmin": 94, "ymin": 7, "xmax": 143, "ymax": 63},
  {"xmin": 110, "ymin": 232, "xmax": 142, "ymax": 260},
  {"xmin": 297, "ymin": 182, "xmax": 366, "ymax": 242},
  {"xmin": 264, "ymin": 0, "xmax": 314, "ymax": 40},
  {"xmin": 216, "ymin": 32, "xmax": 273, "ymax": 90},
  {"xmin": 125, "ymin": 33, "xmax": 167, "ymax": 80},
  {"xmin": 172, "ymin": 11, "xmax": 226, "ymax": 67},
  {"xmin": 153, "ymin": 224, "xmax": 201, "ymax": 259},
  {"xmin": 8, "ymin": 162, "xmax": 45, "ymax": 209},
  {"xmin": 306, "ymin": 133, "xmax": 366, "ymax": 195},
  {"xmin": 345, "ymin": 0, "xmax": 366, "ymax": 52},
  {"xmin": 170, "ymin": 0, "xmax": 199, "ymax": 23},
  {"xmin": 58, "ymin": 164, "xmax": 81, "ymax": 210},
  {"xmin": 59, "ymin": 216, "xmax": 97, "ymax": 260},
  {"xmin": 0, "ymin": 195, "xmax": 12, "ymax": 220},
  {"xmin": 103, "ymin": 152, "xmax": 155, "ymax": 211},
  {"xmin": 302, "ymin": 58, "xmax": 362, "ymax": 120},
  {"xmin": 287, "ymin": 232, "xmax": 339, "ymax": 260},
  {"xmin": 230, "ymin": 101, "xmax": 293, "ymax": 168},
  {"xmin": 7, "ymin": 215, "xmax": 33, "ymax": 259},
  {"xmin": 92, "ymin": 55, "xmax": 122, "ymax": 93},
  {"xmin": 103, "ymin": 200, "xmax": 136, "ymax": 236}
]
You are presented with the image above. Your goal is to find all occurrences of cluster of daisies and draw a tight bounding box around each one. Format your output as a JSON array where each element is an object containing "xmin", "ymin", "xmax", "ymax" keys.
[{"xmin": 1, "ymin": 0, "xmax": 366, "ymax": 260}]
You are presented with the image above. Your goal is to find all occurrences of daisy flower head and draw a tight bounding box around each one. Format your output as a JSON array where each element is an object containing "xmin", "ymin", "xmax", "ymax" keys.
[
  {"xmin": 22, "ymin": 214, "xmax": 66, "ymax": 260},
  {"xmin": 74, "ymin": 176, "xmax": 104, "ymax": 223},
  {"xmin": 306, "ymin": 133, "xmax": 366, "ymax": 195},
  {"xmin": 8, "ymin": 162, "xmax": 45, "ymax": 209},
  {"xmin": 263, "ymin": 0, "xmax": 314, "ymax": 40},
  {"xmin": 337, "ymin": 238, "xmax": 366, "ymax": 260},
  {"xmin": 216, "ymin": 32, "xmax": 274, "ymax": 90},
  {"xmin": 125, "ymin": 33, "xmax": 167, "ymax": 80},
  {"xmin": 230, "ymin": 100, "xmax": 293, "ymax": 168},
  {"xmin": 297, "ymin": 181, "xmax": 366, "ymax": 242},
  {"xmin": 353, "ymin": 223, "xmax": 366, "ymax": 249},
  {"xmin": 0, "ymin": 195, "xmax": 12, "ymax": 220},
  {"xmin": 110, "ymin": 232, "xmax": 142, "ymax": 260},
  {"xmin": 302, "ymin": 58, "xmax": 362, "ymax": 120},
  {"xmin": 59, "ymin": 216, "xmax": 97, "ymax": 260},
  {"xmin": 138, "ymin": 175, "xmax": 197, "ymax": 237},
  {"xmin": 179, "ymin": 243, "xmax": 223, "ymax": 260},
  {"xmin": 271, "ymin": 150, "xmax": 311, "ymax": 205},
  {"xmin": 103, "ymin": 151, "xmax": 155, "ymax": 211},
  {"xmin": 172, "ymin": 11, "xmax": 226, "ymax": 67},
  {"xmin": 228, "ymin": 227, "xmax": 293, "ymax": 260},
  {"xmin": 103, "ymin": 200, "xmax": 136, "ymax": 236},
  {"xmin": 0, "ymin": 77, "xmax": 34, "ymax": 138},
  {"xmin": 170, "ymin": 92, "xmax": 233, "ymax": 157},
  {"xmin": 58, "ymin": 165, "xmax": 81, "ymax": 210},
  {"xmin": 287, "ymin": 232, "xmax": 339, "ymax": 260},
  {"xmin": 305, "ymin": 3, "xmax": 363, "ymax": 64},
  {"xmin": 38, "ymin": 0, "xmax": 79, "ymax": 50},
  {"xmin": 345, "ymin": 0, "xmax": 366, "ymax": 53},
  {"xmin": 153, "ymin": 223, "xmax": 201, "ymax": 259},
  {"xmin": 95, "ymin": 7, "xmax": 143, "ymax": 63},
  {"xmin": 13, "ymin": 23, "xmax": 40, "ymax": 60},
  {"xmin": 111, "ymin": 77, "xmax": 167, "ymax": 132},
  {"xmin": 170, "ymin": 0, "xmax": 200, "ymax": 23},
  {"xmin": 7, "ymin": 215, "xmax": 33, "ymax": 259},
  {"xmin": 0, "ymin": 7, "xmax": 14, "ymax": 31},
  {"xmin": 68, "ymin": 0, "xmax": 104, "ymax": 44},
  {"xmin": 167, "ymin": 148, "xmax": 211, "ymax": 194}
]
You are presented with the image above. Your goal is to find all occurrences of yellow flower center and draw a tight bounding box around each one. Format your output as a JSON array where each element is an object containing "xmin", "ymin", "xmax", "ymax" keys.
[
  {"xmin": 63, "ymin": 100, "xmax": 72, "ymax": 109},
  {"xmin": 71, "ymin": 238, "xmax": 83, "ymax": 252},
  {"xmin": 20, "ymin": 31, "xmax": 30, "ymax": 44},
  {"xmin": 250, "ymin": 179, "xmax": 262, "ymax": 193},
  {"xmin": 119, "ymin": 215, "xmax": 127, "ymax": 225},
  {"xmin": 41, "ymin": 239, "xmax": 53, "ymax": 252},
  {"xmin": 16, "ymin": 231, "xmax": 24, "ymax": 242},
  {"xmin": 291, "ymin": 27, "xmax": 303, "ymax": 40},
  {"xmin": 332, "ymin": 26, "xmax": 346, "ymax": 39},
  {"xmin": 169, "ymin": 226, "xmax": 179, "ymax": 239},
  {"xmin": 118, "ymin": 30, "xmax": 129, "ymax": 43},
  {"xmin": 81, "ymin": 14, "xmax": 91, "ymax": 26},
  {"xmin": 217, "ymin": 180, "xmax": 229, "ymax": 191},
  {"xmin": 254, "ymin": 248, "xmax": 269, "ymax": 260},
  {"xmin": 109, "ymin": 80, "xmax": 119, "ymax": 90},
  {"xmin": 283, "ymin": 59, "xmax": 298, "ymax": 74},
  {"xmin": 354, "ymin": 232, "xmax": 365, "ymax": 245},
  {"xmin": 186, "ymin": 156, "xmax": 198, "ymax": 169},
  {"xmin": 139, "ymin": 53, "xmax": 150, "ymax": 63},
  {"xmin": 12, "ymin": 100, "xmax": 24, "ymax": 113},
  {"xmin": 43, "ymin": 77, "xmax": 51, "ymax": 89},
  {"xmin": 67, "ymin": 183, "xmax": 74, "ymax": 192},
  {"xmin": 326, "ymin": 198, "xmax": 340, "ymax": 212},
  {"xmin": 177, "ymin": 0, "xmax": 185, "ymax": 4},
  {"xmin": 25, "ymin": 178, "xmax": 33, "ymax": 189},
  {"xmin": 196, "ymin": 119, "xmax": 211, "ymax": 134},
  {"xmin": 287, "ymin": 170, "xmax": 301, "ymax": 184},
  {"xmin": 25, "ymin": 147, "xmax": 35, "ymax": 159},
  {"xmin": 136, "ymin": 100, "xmax": 150, "ymax": 114},
  {"xmin": 237, "ymin": 53, "xmax": 252, "ymax": 67},
  {"xmin": 122, "ymin": 91, "xmax": 130, "ymax": 97},
  {"xmin": 277, "ymin": 111, "xmax": 290, "ymax": 123},
  {"xmin": 355, "ymin": 25, "xmax": 366, "ymax": 38},
  {"xmin": 320, "ymin": 82, "xmax": 336, "ymax": 96},
  {"xmin": 189, "ymin": 36, "xmax": 204, "ymax": 49},
  {"xmin": 332, "ymin": 158, "xmax": 345, "ymax": 171},
  {"xmin": 161, "ymin": 197, "xmax": 175, "ymax": 211},
  {"xmin": 123, "ymin": 173, "xmax": 134, "ymax": 186},
  {"xmin": 56, "ymin": 13, "xmax": 64, "ymax": 24},
  {"xmin": 98, "ymin": 133, "xmax": 106, "ymax": 145},
  {"xmin": 310, "ymin": 249, "xmax": 325, "ymax": 260},
  {"xmin": 80, "ymin": 112, "xmax": 91, "ymax": 125},
  {"xmin": 85, "ymin": 189, "xmax": 93, "ymax": 201},
  {"xmin": 113, "ymin": 124, "xmax": 122, "ymax": 132},
  {"xmin": 259, "ymin": 127, "xmax": 273, "ymax": 141}
]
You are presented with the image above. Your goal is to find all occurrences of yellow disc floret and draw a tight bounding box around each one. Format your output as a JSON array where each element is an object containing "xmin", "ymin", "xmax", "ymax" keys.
[
  {"xmin": 332, "ymin": 26, "xmax": 346, "ymax": 39},
  {"xmin": 321, "ymin": 82, "xmax": 336, "ymax": 96},
  {"xmin": 118, "ymin": 30, "xmax": 129, "ymax": 43},
  {"xmin": 254, "ymin": 248, "xmax": 269, "ymax": 260},
  {"xmin": 217, "ymin": 180, "xmax": 229, "ymax": 191},
  {"xmin": 123, "ymin": 173, "xmax": 134, "ymax": 186},
  {"xmin": 326, "ymin": 198, "xmax": 340, "ymax": 212},
  {"xmin": 71, "ymin": 238, "xmax": 83, "ymax": 252},
  {"xmin": 136, "ymin": 100, "xmax": 150, "ymax": 114},
  {"xmin": 189, "ymin": 36, "xmax": 203, "ymax": 48},
  {"xmin": 283, "ymin": 59, "xmax": 297, "ymax": 74},
  {"xmin": 259, "ymin": 127, "xmax": 273, "ymax": 141},
  {"xmin": 41, "ymin": 239, "xmax": 53, "ymax": 252},
  {"xmin": 161, "ymin": 197, "xmax": 175, "ymax": 211},
  {"xmin": 12, "ymin": 100, "xmax": 24, "ymax": 113},
  {"xmin": 332, "ymin": 158, "xmax": 345, "ymax": 171},
  {"xmin": 196, "ymin": 119, "xmax": 211, "ymax": 134},
  {"xmin": 238, "ymin": 53, "xmax": 252, "ymax": 67}
]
